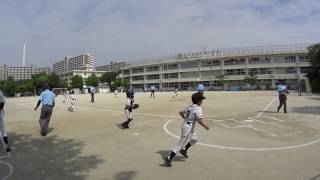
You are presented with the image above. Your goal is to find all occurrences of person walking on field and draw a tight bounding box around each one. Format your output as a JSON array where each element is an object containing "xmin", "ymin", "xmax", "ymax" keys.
[
  {"xmin": 163, "ymin": 92, "xmax": 210, "ymax": 167},
  {"xmin": 150, "ymin": 85, "xmax": 155, "ymax": 98},
  {"xmin": 0, "ymin": 88, "xmax": 11, "ymax": 153},
  {"xmin": 90, "ymin": 86, "xmax": 96, "ymax": 103},
  {"xmin": 277, "ymin": 80, "xmax": 289, "ymax": 113},
  {"xmin": 34, "ymin": 85, "xmax": 55, "ymax": 136}
]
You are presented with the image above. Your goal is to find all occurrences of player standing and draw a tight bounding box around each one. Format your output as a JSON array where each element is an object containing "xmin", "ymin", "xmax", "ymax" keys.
[
  {"xmin": 164, "ymin": 92, "xmax": 209, "ymax": 167},
  {"xmin": 197, "ymin": 84, "xmax": 205, "ymax": 96},
  {"xmin": 0, "ymin": 88, "xmax": 11, "ymax": 153},
  {"xmin": 150, "ymin": 85, "xmax": 155, "ymax": 98},
  {"xmin": 120, "ymin": 90, "xmax": 135, "ymax": 129},
  {"xmin": 90, "ymin": 86, "xmax": 96, "ymax": 103}
]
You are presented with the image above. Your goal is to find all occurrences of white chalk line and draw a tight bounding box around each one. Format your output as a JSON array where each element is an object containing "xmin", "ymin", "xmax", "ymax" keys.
[
  {"xmin": 256, "ymin": 97, "xmax": 277, "ymax": 117},
  {"xmin": 0, "ymin": 154, "xmax": 13, "ymax": 180},
  {"xmin": 163, "ymin": 119, "xmax": 320, "ymax": 151}
]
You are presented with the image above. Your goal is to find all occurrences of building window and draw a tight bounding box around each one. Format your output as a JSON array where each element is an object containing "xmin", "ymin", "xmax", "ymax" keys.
[
  {"xmin": 224, "ymin": 58, "xmax": 245, "ymax": 65},
  {"xmin": 146, "ymin": 74, "xmax": 160, "ymax": 80},
  {"xmin": 132, "ymin": 75, "xmax": 144, "ymax": 81},
  {"xmin": 163, "ymin": 64, "xmax": 178, "ymax": 70},
  {"xmin": 163, "ymin": 73, "xmax": 178, "ymax": 79},
  {"xmin": 201, "ymin": 60, "xmax": 221, "ymax": 67},
  {"xmin": 132, "ymin": 67, "xmax": 144, "ymax": 73},
  {"xmin": 180, "ymin": 61, "xmax": 198, "ymax": 69},
  {"xmin": 146, "ymin": 66, "xmax": 159, "ymax": 72}
]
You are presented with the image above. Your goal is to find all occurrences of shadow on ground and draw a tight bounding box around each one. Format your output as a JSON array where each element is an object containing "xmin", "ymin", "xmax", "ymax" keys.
[
  {"xmin": 292, "ymin": 106, "xmax": 320, "ymax": 115},
  {"xmin": 0, "ymin": 133, "xmax": 104, "ymax": 180},
  {"xmin": 156, "ymin": 150, "xmax": 185, "ymax": 167},
  {"xmin": 114, "ymin": 171, "xmax": 138, "ymax": 180}
]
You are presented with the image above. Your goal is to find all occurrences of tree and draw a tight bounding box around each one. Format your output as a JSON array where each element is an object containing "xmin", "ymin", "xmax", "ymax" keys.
[
  {"xmin": 32, "ymin": 73, "xmax": 48, "ymax": 94},
  {"xmin": 307, "ymin": 43, "xmax": 320, "ymax": 92},
  {"xmin": 16, "ymin": 80, "xmax": 34, "ymax": 93},
  {"xmin": 100, "ymin": 72, "xmax": 117, "ymax": 85},
  {"xmin": 244, "ymin": 72, "xmax": 257, "ymax": 90},
  {"xmin": 48, "ymin": 72, "xmax": 61, "ymax": 89},
  {"xmin": 4, "ymin": 76, "xmax": 16, "ymax": 96},
  {"xmin": 71, "ymin": 75, "xmax": 84, "ymax": 90},
  {"xmin": 215, "ymin": 73, "xmax": 227, "ymax": 89},
  {"xmin": 86, "ymin": 73, "xmax": 99, "ymax": 87}
]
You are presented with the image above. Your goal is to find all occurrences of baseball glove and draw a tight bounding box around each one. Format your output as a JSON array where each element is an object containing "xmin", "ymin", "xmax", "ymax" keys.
[{"xmin": 132, "ymin": 104, "xmax": 139, "ymax": 109}]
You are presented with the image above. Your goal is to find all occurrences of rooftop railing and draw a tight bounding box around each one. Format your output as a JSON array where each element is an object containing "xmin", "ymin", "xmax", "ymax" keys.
[{"xmin": 128, "ymin": 43, "xmax": 312, "ymax": 66}]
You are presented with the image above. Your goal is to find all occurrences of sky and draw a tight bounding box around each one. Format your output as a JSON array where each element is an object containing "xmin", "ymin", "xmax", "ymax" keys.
[{"xmin": 0, "ymin": 0, "xmax": 319, "ymax": 67}]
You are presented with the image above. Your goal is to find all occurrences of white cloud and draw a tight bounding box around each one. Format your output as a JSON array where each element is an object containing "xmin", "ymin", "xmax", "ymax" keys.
[{"xmin": 0, "ymin": 0, "xmax": 319, "ymax": 66}]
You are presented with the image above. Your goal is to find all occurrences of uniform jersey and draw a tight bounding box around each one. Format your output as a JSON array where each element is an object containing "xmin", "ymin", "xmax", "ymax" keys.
[
  {"xmin": 126, "ymin": 98, "xmax": 134, "ymax": 112},
  {"xmin": 182, "ymin": 104, "xmax": 203, "ymax": 124}
]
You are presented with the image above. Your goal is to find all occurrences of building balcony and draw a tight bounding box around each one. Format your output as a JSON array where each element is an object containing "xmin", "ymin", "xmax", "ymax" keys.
[
  {"xmin": 131, "ymin": 80, "xmax": 144, "ymax": 84},
  {"xmin": 246, "ymin": 63, "xmax": 272, "ymax": 68},
  {"xmin": 222, "ymin": 64, "xmax": 246, "ymax": 69},
  {"xmin": 200, "ymin": 66, "xmax": 222, "ymax": 71}
]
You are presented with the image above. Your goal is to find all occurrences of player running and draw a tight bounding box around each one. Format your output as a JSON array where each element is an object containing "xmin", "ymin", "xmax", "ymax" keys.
[
  {"xmin": 164, "ymin": 92, "xmax": 210, "ymax": 167},
  {"xmin": 120, "ymin": 90, "xmax": 135, "ymax": 129}
]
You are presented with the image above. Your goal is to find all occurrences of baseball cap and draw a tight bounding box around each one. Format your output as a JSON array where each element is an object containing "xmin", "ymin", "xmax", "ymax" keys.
[{"xmin": 192, "ymin": 92, "xmax": 206, "ymax": 104}]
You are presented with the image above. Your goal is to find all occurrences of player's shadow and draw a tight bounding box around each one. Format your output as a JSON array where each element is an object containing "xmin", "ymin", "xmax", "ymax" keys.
[
  {"xmin": 156, "ymin": 150, "xmax": 186, "ymax": 167},
  {"xmin": 292, "ymin": 106, "xmax": 320, "ymax": 115},
  {"xmin": 0, "ymin": 133, "xmax": 104, "ymax": 180},
  {"xmin": 114, "ymin": 171, "xmax": 138, "ymax": 180}
]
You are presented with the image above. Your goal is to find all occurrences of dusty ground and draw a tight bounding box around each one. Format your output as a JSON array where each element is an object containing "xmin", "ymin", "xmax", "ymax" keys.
[{"xmin": 0, "ymin": 91, "xmax": 320, "ymax": 180}]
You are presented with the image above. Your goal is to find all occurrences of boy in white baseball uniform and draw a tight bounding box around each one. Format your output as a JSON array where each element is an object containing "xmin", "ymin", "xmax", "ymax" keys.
[
  {"xmin": 164, "ymin": 92, "xmax": 209, "ymax": 167},
  {"xmin": 0, "ymin": 88, "xmax": 11, "ymax": 153},
  {"xmin": 67, "ymin": 95, "xmax": 76, "ymax": 112},
  {"xmin": 120, "ymin": 90, "xmax": 135, "ymax": 129}
]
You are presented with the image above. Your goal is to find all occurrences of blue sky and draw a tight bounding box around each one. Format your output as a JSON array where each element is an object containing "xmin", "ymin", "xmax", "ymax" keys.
[{"xmin": 0, "ymin": 0, "xmax": 319, "ymax": 66}]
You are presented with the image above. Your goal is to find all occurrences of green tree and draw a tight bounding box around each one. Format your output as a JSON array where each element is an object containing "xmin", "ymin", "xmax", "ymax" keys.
[
  {"xmin": 4, "ymin": 76, "xmax": 17, "ymax": 96},
  {"xmin": 244, "ymin": 72, "xmax": 257, "ymax": 90},
  {"xmin": 48, "ymin": 72, "xmax": 61, "ymax": 88},
  {"xmin": 32, "ymin": 73, "xmax": 48, "ymax": 94},
  {"xmin": 86, "ymin": 73, "xmax": 99, "ymax": 87},
  {"xmin": 307, "ymin": 43, "xmax": 320, "ymax": 92},
  {"xmin": 100, "ymin": 72, "xmax": 117, "ymax": 85},
  {"xmin": 121, "ymin": 79, "xmax": 129, "ymax": 89},
  {"xmin": 16, "ymin": 80, "xmax": 34, "ymax": 93},
  {"xmin": 215, "ymin": 73, "xmax": 227, "ymax": 89},
  {"xmin": 71, "ymin": 75, "xmax": 84, "ymax": 90}
]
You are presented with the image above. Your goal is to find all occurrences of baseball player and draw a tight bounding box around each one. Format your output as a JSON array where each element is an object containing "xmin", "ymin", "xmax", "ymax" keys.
[
  {"xmin": 120, "ymin": 90, "xmax": 135, "ymax": 129},
  {"xmin": 67, "ymin": 95, "xmax": 76, "ymax": 112},
  {"xmin": 114, "ymin": 88, "xmax": 118, "ymax": 98},
  {"xmin": 277, "ymin": 80, "xmax": 289, "ymax": 113},
  {"xmin": 172, "ymin": 88, "xmax": 179, "ymax": 98},
  {"xmin": 164, "ymin": 92, "xmax": 209, "ymax": 167},
  {"xmin": 34, "ymin": 85, "xmax": 56, "ymax": 136},
  {"xmin": 0, "ymin": 88, "xmax": 11, "ymax": 153}
]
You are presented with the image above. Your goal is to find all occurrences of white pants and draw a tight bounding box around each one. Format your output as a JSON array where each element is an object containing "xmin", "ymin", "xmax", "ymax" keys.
[
  {"xmin": 125, "ymin": 109, "xmax": 132, "ymax": 119},
  {"xmin": 0, "ymin": 110, "xmax": 7, "ymax": 137},
  {"xmin": 173, "ymin": 122, "xmax": 197, "ymax": 153}
]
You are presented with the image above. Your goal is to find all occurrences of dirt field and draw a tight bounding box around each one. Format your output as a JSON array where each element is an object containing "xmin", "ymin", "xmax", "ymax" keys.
[{"xmin": 1, "ymin": 91, "xmax": 320, "ymax": 180}]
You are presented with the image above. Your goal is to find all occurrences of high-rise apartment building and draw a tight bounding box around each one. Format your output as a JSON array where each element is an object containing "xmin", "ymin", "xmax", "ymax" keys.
[{"xmin": 0, "ymin": 65, "xmax": 51, "ymax": 81}]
